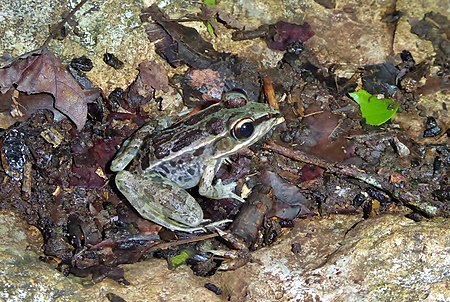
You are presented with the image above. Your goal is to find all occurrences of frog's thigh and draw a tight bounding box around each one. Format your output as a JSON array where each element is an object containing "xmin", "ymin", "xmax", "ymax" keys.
[{"xmin": 115, "ymin": 171, "xmax": 203, "ymax": 229}]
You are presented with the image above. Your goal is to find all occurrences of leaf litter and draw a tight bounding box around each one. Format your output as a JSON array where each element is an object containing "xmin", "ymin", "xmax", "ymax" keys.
[{"xmin": 0, "ymin": 49, "xmax": 100, "ymax": 130}]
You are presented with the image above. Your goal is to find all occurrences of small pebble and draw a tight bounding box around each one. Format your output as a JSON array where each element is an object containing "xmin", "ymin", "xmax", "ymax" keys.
[
  {"xmin": 103, "ymin": 53, "xmax": 124, "ymax": 69},
  {"xmin": 291, "ymin": 243, "xmax": 302, "ymax": 254},
  {"xmin": 204, "ymin": 282, "xmax": 223, "ymax": 295}
]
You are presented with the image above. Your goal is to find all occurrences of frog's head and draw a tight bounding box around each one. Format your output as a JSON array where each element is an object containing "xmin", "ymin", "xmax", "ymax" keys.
[
  {"xmin": 210, "ymin": 89, "xmax": 285, "ymax": 159},
  {"xmin": 148, "ymin": 89, "xmax": 284, "ymax": 164}
]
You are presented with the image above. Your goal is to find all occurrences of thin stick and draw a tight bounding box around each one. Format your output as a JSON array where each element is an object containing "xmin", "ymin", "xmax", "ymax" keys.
[
  {"xmin": 264, "ymin": 141, "xmax": 440, "ymax": 217},
  {"xmin": 262, "ymin": 75, "xmax": 280, "ymax": 110},
  {"xmin": 41, "ymin": 0, "xmax": 89, "ymax": 49},
  {"xmin": 138, "ymin": 233, "xmax": 219, "ymax": 258}
]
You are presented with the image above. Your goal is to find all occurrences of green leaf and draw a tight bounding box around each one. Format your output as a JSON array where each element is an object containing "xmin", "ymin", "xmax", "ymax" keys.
[
  {"xmin": 206, "ymin": 21, "xmax": 215, "ymax": 36},
  {"xmin": 203, "ymin": 0, "xmax": 216, "ymax": 6},
  {"xmin": 203, "ymin": 0, "xmax": 216, "ymax": 36},
  {"xmin": 349, "ymin": 89, "xmax": 399, "ymax": 126},
  {"xmin": 167, "ymin": 248, "xmax": 196, "ymax": 269}
]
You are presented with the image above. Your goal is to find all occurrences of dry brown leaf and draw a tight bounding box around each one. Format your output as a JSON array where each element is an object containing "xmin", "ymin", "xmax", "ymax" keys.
[
  {"xmin": 0, "ymin": 88, "xmax": 61, "ymax": 129},
  {"xmin": 136, "ymin": 61, "xmax": 169, "ymax": 93},
  {"xmin": 142, "ymin": 4, "xmax": 224, "ymax": 69},
  {"xmin": 0, "ymin": 49, "xmax": 100, "ymax": 129}
]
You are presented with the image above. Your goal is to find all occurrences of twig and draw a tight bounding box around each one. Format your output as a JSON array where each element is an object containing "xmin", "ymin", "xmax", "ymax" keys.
[
  {"xmin": 303, "ymin": 110, "xmax": 324, "ymax": 118},
  {"xmin": 264, "ymin": 141, "xmax": 440, "ymax": 217},
  {"xmin": 138, "ymin": 232, "xmax": 219, "ymax": 258},
  {"xmin": 41, "ymin": 0, "xmax": 89, "ymax": 49},
  {"xmin": 262, "ymin": 75, "xmax": 280, "ymax": 110}
]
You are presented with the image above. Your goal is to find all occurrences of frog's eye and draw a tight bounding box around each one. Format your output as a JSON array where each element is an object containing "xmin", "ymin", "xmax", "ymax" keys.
[{"xmin": 231, "ymin": 117, "xmax": 255, "ymax": 139}]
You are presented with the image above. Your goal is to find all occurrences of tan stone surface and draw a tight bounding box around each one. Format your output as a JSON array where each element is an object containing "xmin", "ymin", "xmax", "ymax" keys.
[
  {"xmin": 209, "ymin": 214, "xmax": 450, "ymax": 302},
  {"xmin": 0, "ymin": 0, "xmax": 160, "ymax": 95},
  {"xmin": 0, "ymin": 211, "xmax": 85, "ymax": 301}
]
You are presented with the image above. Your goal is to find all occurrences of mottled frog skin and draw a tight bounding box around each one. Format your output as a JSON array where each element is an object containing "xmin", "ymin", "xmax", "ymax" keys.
[{"xmin": 111, "ymin": 90, "xmax": 284, "ymax": 232}]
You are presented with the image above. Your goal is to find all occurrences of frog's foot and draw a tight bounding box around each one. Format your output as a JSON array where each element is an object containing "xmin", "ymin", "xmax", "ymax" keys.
[
  {"xmin": 199, "ymin": 179, "xmax": 246, "ymax": 203},
  {"xmin": 202, "ymin": 219, "xmax": 233, "ymax": 230},
  {"xmin": 150, "ymin": 219, "xmax": 232, "ymax": 234}
]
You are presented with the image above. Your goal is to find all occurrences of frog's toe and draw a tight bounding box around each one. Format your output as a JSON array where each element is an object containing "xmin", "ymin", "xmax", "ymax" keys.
[{"xmin": 199, "ymin": 179, "xmax": 245, "ymax": 202}]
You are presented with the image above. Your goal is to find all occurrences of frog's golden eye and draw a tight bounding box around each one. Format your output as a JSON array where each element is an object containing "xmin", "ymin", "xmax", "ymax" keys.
[{"xmin": 231, "ymin": 117, "xmax": 255, "ymax": 140}]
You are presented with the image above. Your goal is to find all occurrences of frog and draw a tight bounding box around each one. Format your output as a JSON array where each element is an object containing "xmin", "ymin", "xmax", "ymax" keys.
[{"xmin": 110, "ymin": 89, "xmax": 284, "ymax": 232}]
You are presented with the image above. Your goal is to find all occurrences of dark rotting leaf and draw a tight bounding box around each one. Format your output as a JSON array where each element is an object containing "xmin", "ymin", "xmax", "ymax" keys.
[
  {"xmin": 70, "ymin": 55, "xmax": 93, "ymax": 72},
  {"xmin": 423, "ymin": 116, "xmax": 442, "ymax": 137},
  {"xmin": 106, "ymin": 293, "xmax": 127, "ymax": 302},
  {"xmin": 291, "ymin": 242, "xmax": 302, "ymax": 254},
  {"xmin": 352, "ymin": 193, "xmax": 367, "ymax": 208}
]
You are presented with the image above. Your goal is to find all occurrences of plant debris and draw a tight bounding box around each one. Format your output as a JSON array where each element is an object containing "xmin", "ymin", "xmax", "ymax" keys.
[
  {"xmin": 103, "ymin": 53, "xmax": 124, "ymax": 70},
  {"xmin": 204, "ymin": 282, "xmax": 223, "ymax": 295},
  {"xmin": 423, "ymin": 116, "xmax": 442, "ymax": 137},
  {"xmin": 232, "ymin": 21, "xmax": 314, "ymax": 51},
  {"xmin": 122, "ymin": 61, "xmax": 170, "ymax": 110}
]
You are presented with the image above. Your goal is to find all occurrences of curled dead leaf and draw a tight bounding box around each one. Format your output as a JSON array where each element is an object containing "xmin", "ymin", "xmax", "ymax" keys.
[{"xmin": 0, "ymin": 48, "xmax": 100, "ymax": 130}]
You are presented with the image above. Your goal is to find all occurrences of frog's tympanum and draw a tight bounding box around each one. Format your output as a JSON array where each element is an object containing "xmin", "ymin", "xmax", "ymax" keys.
[{"xmin": 111, "ymin": 90, "xmax": 284, "ymax": 232}]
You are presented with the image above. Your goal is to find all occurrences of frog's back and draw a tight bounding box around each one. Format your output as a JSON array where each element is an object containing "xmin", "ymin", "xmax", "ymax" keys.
[{"xmin": 129, "ymin": 123, "xmax": 217, "ymax": 189}]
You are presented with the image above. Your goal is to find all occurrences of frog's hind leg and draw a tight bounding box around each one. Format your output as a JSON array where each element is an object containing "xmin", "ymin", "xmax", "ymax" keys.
[{"xmin": 115, "ymin": 170, "xmax": 207, "ymax": 232}]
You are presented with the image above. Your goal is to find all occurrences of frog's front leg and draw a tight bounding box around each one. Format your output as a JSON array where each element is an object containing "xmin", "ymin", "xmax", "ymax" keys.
[
  {"xmin": 110, "ymin": 124, "xmax": 155, "ymax": 172},
  {"xmin": 115, "ymin": 170, "xmax": 207, "ymax": 232},
  {"xmin": 198, "ymin": 159, "xmax": 246, "ymax": 203}
]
